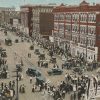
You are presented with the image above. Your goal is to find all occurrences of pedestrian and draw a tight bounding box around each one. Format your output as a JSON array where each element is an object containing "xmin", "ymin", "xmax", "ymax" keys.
[
  {"xmin": 38, "ymin": 60, "xmax": 40, "ymax": 67},
  {"xmin": 9, "ymin": 81, "xmax": 12, "ymax": 89},
  {"xmin": 28, "ymin": 53, "xmax": 30, "ymax": 58},
  {"xmin": 32, "ymin": 85, "xmax": 35, "ymax": 93},
  {"xmin": 29, "ymin": 53, "xmax": 31, "ymax": 58},
  {"xmin": 22, "ymin": 84, "xmax": 25, "ymax": 93},
  {"xmin": 62, "ymin": 90, "xmax": 66, "ymax": 99},
  {"xmin": 65, "ymin": 73, "xmax": 67, "ymax": 81},
  {"xmin": 1, "ymin": 82, "xmax": 4, "ymax": 90},
  {"xmin": 30, "ymin": 76, "xmax": 32, "ymax": 84},
  {"xmin": 19, "ymin": 85, "xmax": 22, "ymax": 93},
  {"xmin": 12, "ymin": 80, "xmax": 15, "ymax": 89}
]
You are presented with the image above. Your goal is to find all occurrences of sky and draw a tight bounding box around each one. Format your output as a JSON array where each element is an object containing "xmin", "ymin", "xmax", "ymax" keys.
[{"xmin": 0, "ymin": 0, "xmax": 100, "ymax": 10}]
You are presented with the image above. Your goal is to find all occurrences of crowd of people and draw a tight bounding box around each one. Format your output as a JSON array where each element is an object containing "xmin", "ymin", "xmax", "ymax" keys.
[
  {"xmin": 0, "ymin": 47, "xmax": 8, "ymax": 79},
  {"xmin": 0, "ymin": 80, "xmax": 15, "ymax": 100},
  {"xmin": 0, "ymin": 28, "xmax": 99, "ymax": 100}
]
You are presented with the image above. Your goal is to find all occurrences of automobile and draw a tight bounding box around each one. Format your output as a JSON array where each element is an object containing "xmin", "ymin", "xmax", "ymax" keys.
[
  {"xmin": 34, "ymin": 49, "xmax": 40, "ymax": 55},
  {"xmin": 36, "ymin": 76, "xmax": 46, "ymax": 85},
  {"xmin": 26, "ymin": 68, "xmax": 41, "ymax": 77},
  {"xmin": 47, "ymin": 68, "xmax": 63, "ymax": 75}
]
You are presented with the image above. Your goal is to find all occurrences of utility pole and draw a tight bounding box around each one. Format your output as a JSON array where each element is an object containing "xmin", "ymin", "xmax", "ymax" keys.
[
  {"xmin": 12, "ymin": 69, "xmax": 19, "ymax": 100},
  {"xmin": 16, "ymin": 69, "xmax": 19, "ymax": 100},
  {"xmin": 86, "ymin": 36, "xmax": 88, "ymax": 64}
]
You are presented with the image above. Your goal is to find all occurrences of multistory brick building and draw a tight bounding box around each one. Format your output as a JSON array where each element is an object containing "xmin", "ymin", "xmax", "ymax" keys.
[
  {"xmin": 20, "ymin": 4, "xmax": 54, "ymax": 37},
  {"xmin": 32, "ymin": 5, "xmax": 54, "ymax": 38},
  {"xmin": 53, "ymin": 1, "xmax": 100, "ymax": 62}
]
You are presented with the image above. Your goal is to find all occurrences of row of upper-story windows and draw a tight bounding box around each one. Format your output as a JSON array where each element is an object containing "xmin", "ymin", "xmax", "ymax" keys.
[
  {"xmin": 65, "ymin": 24, "xmax": 71, "ymax": 31},
  {"xmin": 54, "ymin": 23, "xmax": 58, "ymax": 29},
  {"xmin": 72, "ymin": 25, "xmax": 79, "ymax": 32},
  {"xmin": 59, "ymin": 24, "xmax": 64, "ymax": 30},
  {"xmin": 71, "ymin": 36, "xmax": 95, "ymax": 47},
  {"xmin": 61, "ymin": 24, "xmax": 96, "ymax": 35},
  {"xmin": 80, "ymin": 37, "xmax": 95, "ymax": 47},
  {"xmin": 54, "ymin": 13, "xmax": 96, "ymax": 22},
  {"xmin": 72, "ymin": 36, "xmax": 79, "ymax": 43},
  {"xmin": 88, "ymin": 26, "xmax": 96, "ymax": 34},
  {"xmin": 33, "ymin": 8, "xmax": 52, "ymax": 13}
]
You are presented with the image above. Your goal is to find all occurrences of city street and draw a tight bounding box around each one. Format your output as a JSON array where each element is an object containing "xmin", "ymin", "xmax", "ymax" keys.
[
  {"xmin": 0, "ymin": 30, "xmax": 69, "ymax": 100},
  {"xmin": 0, "ymin": 29, "xmax": 100, "ymax": 100},
  {"xmin": 0, "ymin": 1, "xmax": 100, "ymax": 100}
]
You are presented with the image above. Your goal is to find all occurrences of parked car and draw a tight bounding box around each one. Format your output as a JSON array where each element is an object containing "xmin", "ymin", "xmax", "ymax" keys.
[
  {"xmin": 36, "ymin": 76, "xmax": 46, "ymax": 86},
  {"xmin": 47, "ymin": 68, "xmax": 63, "ymax": 75},
  {"xmin": 26, "ymin": 68, "xmax": 41, "ymax": 77}
]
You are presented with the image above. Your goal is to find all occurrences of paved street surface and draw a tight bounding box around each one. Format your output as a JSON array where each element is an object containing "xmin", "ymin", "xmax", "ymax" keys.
[
  {"xmin": 0, "ymin": 30, "xmax": 100, "ymax": 100},
  {"xmin": 0, "ymin": 31, "xmax": 67, "ymax": 100}
]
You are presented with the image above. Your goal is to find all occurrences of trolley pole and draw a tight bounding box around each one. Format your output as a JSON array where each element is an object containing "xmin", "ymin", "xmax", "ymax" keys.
[{"xmin": 16, "ymin": 69, "xmax": 19, "ymax": 100}]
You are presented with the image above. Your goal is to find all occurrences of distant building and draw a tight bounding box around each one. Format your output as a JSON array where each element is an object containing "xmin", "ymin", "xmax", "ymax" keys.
[
  {"xmin": 1, "ymin": 11, "xmax": 20, "ymax": 24},
  {"xmin": 53, "ymin": 1, "xmax": 100, "ymax": 62},
  {"xmin": 20, "ymin": 5, "xmax": 33, "ymax": 36},
  {"xmin": 0, "ymin": 7, "xmax": 16, "ymax": 25},
  {"xmin": 0, "ymin": 7, "xmax": 15, "ymax": 12},
  {"xmin": 20, "ymin": 4, "xmax": 54, "ymax": 37}
]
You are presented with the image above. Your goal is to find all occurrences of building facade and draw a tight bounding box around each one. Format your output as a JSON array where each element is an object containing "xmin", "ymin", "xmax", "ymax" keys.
[
  {"xmin": 39, "ymin": 12, "xmax": 54, "ymax": 39},
  {"xmin": 32, "ymin": 5, "xmax": 54, "ymax": 38},
  {"xmin": 0, "ymin": 7, "xmax": 16, "ymax": 25},
  {"xmin": 53, "ymin": 1, "xmax": 100, "ymax": 62},
  {"xmin": 20, "ymin": 5, "xmax": 33, "ymax": 36}
]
